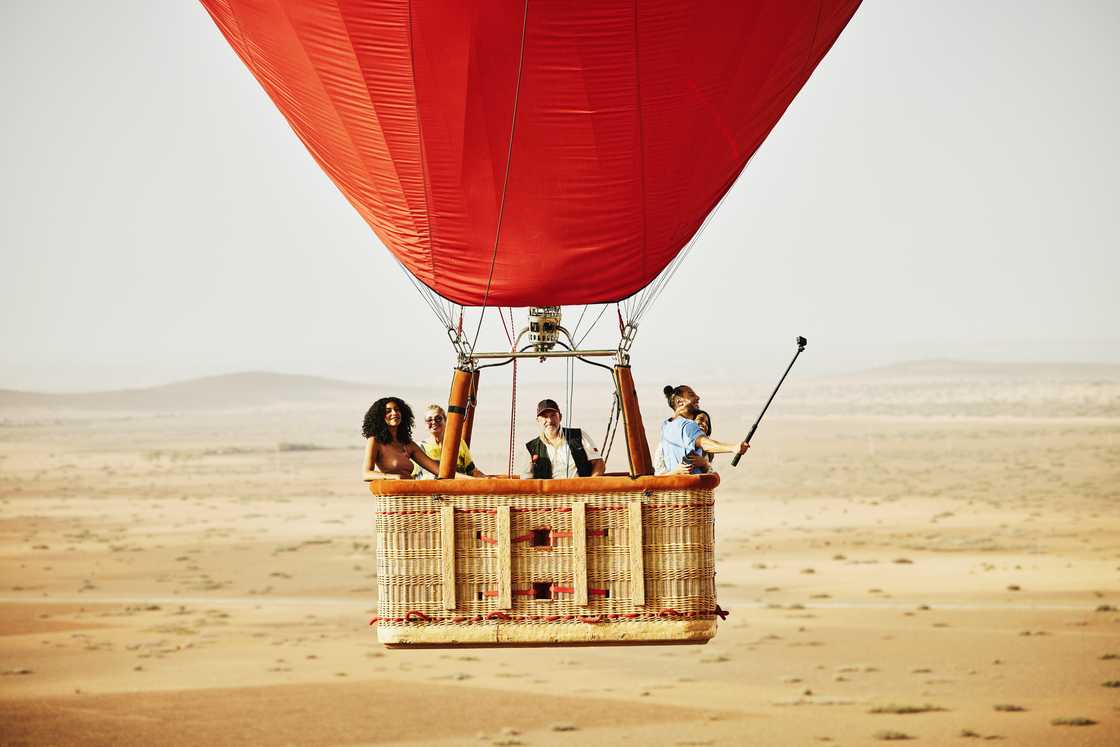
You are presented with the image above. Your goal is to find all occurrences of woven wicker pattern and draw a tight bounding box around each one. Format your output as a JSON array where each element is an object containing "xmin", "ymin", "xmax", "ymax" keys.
[{"xmin": 372, "ymin": 486, "xmax": 716, "ymax": 641}]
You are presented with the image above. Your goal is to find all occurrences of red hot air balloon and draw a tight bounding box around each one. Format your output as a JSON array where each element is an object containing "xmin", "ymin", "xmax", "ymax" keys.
[
  {"xmin": 201, "ymin": 0, "xmax": 860, "ymax": 308},
  {"xmin": 200, "ymin": 0, "xmax": 860, "ymax": 649}
]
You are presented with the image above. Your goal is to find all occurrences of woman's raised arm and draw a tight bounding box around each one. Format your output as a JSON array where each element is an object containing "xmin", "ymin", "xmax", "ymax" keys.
[{"xmin": 697, "ymin": 435, "xmax": 749, "ymax": 457}]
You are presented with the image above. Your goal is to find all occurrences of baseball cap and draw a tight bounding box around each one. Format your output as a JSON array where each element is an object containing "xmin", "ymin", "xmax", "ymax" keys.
[{"xmin": 536, "ymin": 398, "xmax": 561, "ymax": 416}]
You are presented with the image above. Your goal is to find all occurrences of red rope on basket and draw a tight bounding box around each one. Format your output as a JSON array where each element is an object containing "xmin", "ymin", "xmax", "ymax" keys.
[
  {"xmin": 375, "ymin": 611, "xmax": 723, "ymax": 627},
  {"xmin": 377, "ymin": 503, "xmax": 713, "ymax": 519}
]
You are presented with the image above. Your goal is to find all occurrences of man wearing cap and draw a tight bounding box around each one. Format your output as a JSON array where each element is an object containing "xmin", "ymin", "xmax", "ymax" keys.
[{"xmin": 521, "ymin": 399, "xmax": 606, "ymax": 479}]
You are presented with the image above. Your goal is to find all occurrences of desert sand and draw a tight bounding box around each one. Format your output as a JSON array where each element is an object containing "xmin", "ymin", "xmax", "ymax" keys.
[{"xmin": 2, "ymin": 363, "xmax": 1118, "ymax": 745}]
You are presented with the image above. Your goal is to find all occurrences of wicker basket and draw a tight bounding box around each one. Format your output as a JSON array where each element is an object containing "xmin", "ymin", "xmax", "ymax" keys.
[{"xmin": 369, "ymin": 474, "xmax": 720, "ymax": 647}]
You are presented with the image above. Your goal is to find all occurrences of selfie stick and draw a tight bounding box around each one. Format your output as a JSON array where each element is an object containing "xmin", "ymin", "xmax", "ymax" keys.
[{"xmin": 730, "ymin": 336, "xmax": 807, "ymax": 467}]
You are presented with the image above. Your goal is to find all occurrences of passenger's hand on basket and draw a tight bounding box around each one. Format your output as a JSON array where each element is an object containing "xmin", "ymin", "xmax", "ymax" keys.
[
  {"xmin": 737, "ymin": 441, "xmax": 750, "ymax": 456},
  {"xmin": 670, "ymin": 461, "xmax": 692, "ymax": 475},
  {"xmin": 687, "ymin": 453, "xmax": 711, "ymax": 472},
  {"xmin": 672, "ymin": 453, "xmax": 709, "ymax": 474}
]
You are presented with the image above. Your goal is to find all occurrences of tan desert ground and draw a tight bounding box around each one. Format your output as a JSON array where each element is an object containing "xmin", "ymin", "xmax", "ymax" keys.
[{"xmin": 2, "ymin": 361, "xmax": 1118, "ymax": 745}]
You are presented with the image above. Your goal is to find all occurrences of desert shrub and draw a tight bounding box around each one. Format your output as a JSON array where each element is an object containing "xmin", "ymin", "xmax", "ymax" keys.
[
  {"xmin": 873, "ymin": 731, "xmax": 913, "ymax": 741},
  {"xmin": 277, "ymin": 442, "xmax": 327, "ymax": 452},
  {"xmin": 869, "ymin": 704, "xmax": 945, "ymax": 715}
]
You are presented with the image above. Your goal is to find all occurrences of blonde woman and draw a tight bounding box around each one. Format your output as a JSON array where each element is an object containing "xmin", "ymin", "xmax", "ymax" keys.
[{"xmin": 418, "ymin": 404, "xmax": 486, "ymax": 478}]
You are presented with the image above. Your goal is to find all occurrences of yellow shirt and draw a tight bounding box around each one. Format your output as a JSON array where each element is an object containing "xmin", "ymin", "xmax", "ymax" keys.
[{"xmin": 420, "ymin": 439, "xmax": 475, "ymax": 475}]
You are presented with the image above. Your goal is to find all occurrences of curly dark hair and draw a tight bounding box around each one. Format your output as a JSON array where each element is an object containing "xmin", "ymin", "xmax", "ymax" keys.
[{"xmin": 362, "ymin": 397, "xmax": 414, "ymax": 444}]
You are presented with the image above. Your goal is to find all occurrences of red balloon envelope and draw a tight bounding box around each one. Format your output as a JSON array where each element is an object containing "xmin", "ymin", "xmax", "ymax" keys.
[{"xmin": 201, "ymin": 0, "xmax": 861, "ymax": 307}]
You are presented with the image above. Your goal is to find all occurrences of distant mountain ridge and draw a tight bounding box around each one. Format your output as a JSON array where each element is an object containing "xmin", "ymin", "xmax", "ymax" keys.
[
  {"xmin": 0, "ymin": 371, "xmax": 376, "ymax": 412},
  {"xmin": 844, "ymin": 359, "xmax": 1120, "ymax": 380},
  {"xmin": 4, "ymin": 362, "xmax": 1118, "ymax": 417}
]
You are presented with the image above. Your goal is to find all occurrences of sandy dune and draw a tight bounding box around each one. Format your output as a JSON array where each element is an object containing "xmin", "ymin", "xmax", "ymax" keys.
[{"xmin": 2, "ymin": 364, "xmax": 1118, "ymax": 745}]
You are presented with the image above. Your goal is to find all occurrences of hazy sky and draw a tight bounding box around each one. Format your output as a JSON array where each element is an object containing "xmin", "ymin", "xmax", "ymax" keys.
[{"xmin": 2, "ymin": 1, "xmax": 1118, "ymax": 392}]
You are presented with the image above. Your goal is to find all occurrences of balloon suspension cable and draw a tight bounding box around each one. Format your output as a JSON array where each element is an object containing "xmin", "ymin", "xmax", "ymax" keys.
[
  {"xmin": 394, "ymin": 259, "xmax": 452, "ymax": 331},
  {"xmin": 565, "ymin": 353, "xmax": 575, "ymax": 471},
  {"xmin": 569, "ymin": 305, "xmax": 590, "ymax": 342},
  {"xmin": 497, "ymin": 306, "xmax": 512, "ymax": 345},
  {"xmin": 600, "ymin": 389, "xmax": 622, "ymax": 464},
  {"xmin": 508, "ymin": 355, "xmax": 518, "ymax": 475},
  {"xmin": 471, "ymin": 0, "xmax": 530, "ymax": 353},
  {"xmin": 622, "ymin": 152, "xmax": 759, "ymax": 328},
  {"xmin": 394, "ymin": 260, "xmax": 478, "ymax": 363},
  {"xmin": 626, "ymin": 213, "xmax": 712, "ymax": 323},
  {"xmin": 499, "ymin": 306, "xmax": 518, "ymax": 476},
  {"xmin": 574, "ymin": 304, "xmax": 611, "ymax": 348}
]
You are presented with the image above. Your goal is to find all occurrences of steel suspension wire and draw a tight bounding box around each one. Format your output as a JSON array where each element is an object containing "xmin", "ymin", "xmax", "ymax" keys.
[
  {"xmin": 624, "ymin": 153, "xmax": 760, "ymax": 327},
  {"xmin": 637, "ymin": 198, "xmax": 731, "ymax": 317},
  {"xmin": 394, "ymin": 259, "xmax": 454, "ymax": 331},
  {"xmin": 630, "ymin": 223, "xmax": 706, "ymax": 323},
  {"xmin": 448, "ymin": 298, "xmax": 460, "ymax": 331},
  {"xmin": 564, "ymin": 353, "xmax": 577, "ymax": 475},
  {"xmin": 500, "ymin": 306, "xmax": 519, "ymax": 476},
  {"xmin": 575, "ymin": 303, "xmax": 611, "ymax": 348},
  {"xmin": 471, "ymin": 0, "xmax": 531, "ymax": 353},
  {"xmin": 601, "ymin": 390, "xmax": 622, "ymax": 463},
  {"xmin": 508, "ymin": 356, "xmax": 519, "ymax": 475},
  {"xmin": 497, "ymin": 306, "xmax": 512, "ymax": 346},
  {"xmin": 569, "ymin": 304, "xmax": 590, "ymax": 342}
]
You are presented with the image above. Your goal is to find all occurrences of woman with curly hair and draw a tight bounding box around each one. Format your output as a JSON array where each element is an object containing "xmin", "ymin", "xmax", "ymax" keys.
[{"xmin": 362, "ymin": 397, "xmax": 440, "ymax": 480}]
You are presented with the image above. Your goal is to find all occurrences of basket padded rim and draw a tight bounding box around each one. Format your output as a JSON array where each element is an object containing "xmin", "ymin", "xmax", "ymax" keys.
[{"xmin": 368, "ymin": 473, "xmax": 719, "ymax": 497}]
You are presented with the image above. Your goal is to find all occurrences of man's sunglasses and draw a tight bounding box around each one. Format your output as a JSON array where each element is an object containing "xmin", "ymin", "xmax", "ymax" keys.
[{"xmin": 425, "ymin": 415, "xmax": 445, "ymax": 425}]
